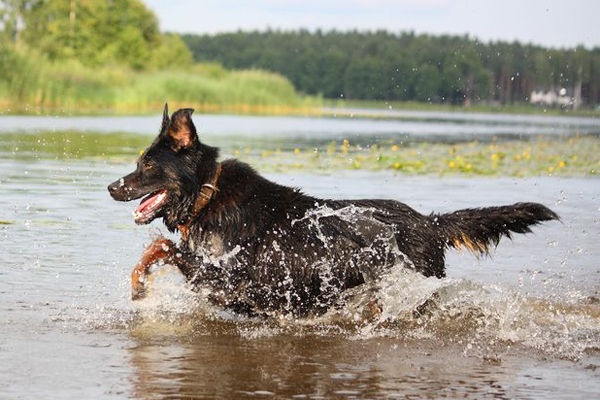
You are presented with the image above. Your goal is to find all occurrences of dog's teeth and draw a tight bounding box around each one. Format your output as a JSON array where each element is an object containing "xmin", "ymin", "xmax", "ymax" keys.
[{"xmin": 133, "ymin": 190, "xmax": 167, "ymax": 221}]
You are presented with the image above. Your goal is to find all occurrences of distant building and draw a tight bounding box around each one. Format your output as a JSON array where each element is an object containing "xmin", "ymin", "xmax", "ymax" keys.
[{"xmin": 530, "ymin": 88, "xmax": 572, "ymax": 107}]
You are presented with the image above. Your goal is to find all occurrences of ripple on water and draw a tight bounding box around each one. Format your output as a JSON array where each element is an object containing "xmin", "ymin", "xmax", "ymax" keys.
[{"xmin": 64, "ymin": 259, "xmax": 600, "ymax": 363}]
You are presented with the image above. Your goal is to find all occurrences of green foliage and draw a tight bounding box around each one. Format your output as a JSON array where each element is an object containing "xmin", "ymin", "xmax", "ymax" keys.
[
  {"xmin": 413, "ymin": 64, "xmax": 441, "ymax": 102},
  {"xmin": 4, "ymin": 0, "xmax": 192, "ymax": 70},
  {"xmin": 0, "ymin": 1, "xmax": 313, "ymax": 112},
  {"xmin": 0, "ymin": 1, "xmax": 26, "ymax": 43},
  {"xmin": 0, "ymin": 44, "xmax": 313, "ymax": 112},
  {"xmin": 343, "ymin": 57, "xmax": 386, "ymax": 100},
  {"xmin": 151, "ymin": 34, "xmax": 194, "ymax": 70},
  {"xmin": 0, "ymin": 44, "xmax": 43, "ymax": 101},
  {"xmin": 189, "ymin": 62, "xmax": 228, "ymax": 79},
  {"xmin": 120, "ymin": 68, "xmax": 306, "ymax": 109},
  {"xmin": 182, "ymin": 30, "xmax": 600, "ymax": 106}
]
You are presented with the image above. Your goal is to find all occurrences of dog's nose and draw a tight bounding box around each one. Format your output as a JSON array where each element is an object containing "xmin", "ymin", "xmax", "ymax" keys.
[{"xmin": 107, "ymin": 181, "xmax": 120, "ymax": 195}]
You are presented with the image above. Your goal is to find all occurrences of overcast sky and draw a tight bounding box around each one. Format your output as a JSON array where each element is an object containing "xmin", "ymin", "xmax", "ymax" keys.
[{"xmin": 144, "ymin": 0, "xmax": 599, "ymax": 49}]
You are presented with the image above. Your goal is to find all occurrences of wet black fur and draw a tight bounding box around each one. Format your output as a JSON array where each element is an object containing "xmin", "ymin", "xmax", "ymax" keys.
[{"xmin": 109, "ymin": 106, "xmax": 559, "ymax": 317}]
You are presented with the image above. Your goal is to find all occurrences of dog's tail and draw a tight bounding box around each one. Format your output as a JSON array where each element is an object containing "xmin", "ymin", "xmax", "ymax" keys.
[{"xmin": 434, "ymin": 202, "xmax": 559, "ymax": 255}]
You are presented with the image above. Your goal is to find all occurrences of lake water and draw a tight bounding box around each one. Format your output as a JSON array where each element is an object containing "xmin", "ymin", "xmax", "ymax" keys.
[{"xmin": 1, "ymin": 111, "xmax": 599, "ymax": 399}]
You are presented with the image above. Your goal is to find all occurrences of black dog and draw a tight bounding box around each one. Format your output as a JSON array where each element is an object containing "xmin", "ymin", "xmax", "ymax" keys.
[{"xmin": 108, "ymin": 105, "xmax": 559, "ymax": 317}]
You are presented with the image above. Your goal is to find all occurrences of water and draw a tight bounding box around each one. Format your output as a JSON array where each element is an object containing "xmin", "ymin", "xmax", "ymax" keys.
[
  {"xmin": 1, "ymin": 112, "xmax": 599, "ymax": 399},
  {"xmin": 1, "ymin": 109, "xmax": 599, "ymax": 145}
]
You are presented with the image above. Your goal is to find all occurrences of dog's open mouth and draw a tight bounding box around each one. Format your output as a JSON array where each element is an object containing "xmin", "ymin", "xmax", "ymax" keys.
[{"xmin": 133, "ymin": 189, "xmax": 168, "ymax": 224}]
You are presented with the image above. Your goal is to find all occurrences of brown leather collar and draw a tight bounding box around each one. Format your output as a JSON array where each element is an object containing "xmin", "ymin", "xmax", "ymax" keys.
[{"xmin": 178, "ymin": 163, "xmax": 222, "ymax": 240}]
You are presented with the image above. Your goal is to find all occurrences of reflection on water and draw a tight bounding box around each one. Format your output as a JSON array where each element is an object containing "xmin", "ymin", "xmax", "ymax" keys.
[
  {"xmin": 1, "ymin": 115, "xmax": 599, "ymax": 399},
  {"xmin": 126, "ymin": 333, "xmax": 600, "ymax": 400}
]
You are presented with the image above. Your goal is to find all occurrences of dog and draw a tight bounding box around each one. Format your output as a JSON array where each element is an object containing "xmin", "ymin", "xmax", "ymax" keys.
[{"xmin": 108, "ymin": 104, "xmax": 559, "ymax": 317}]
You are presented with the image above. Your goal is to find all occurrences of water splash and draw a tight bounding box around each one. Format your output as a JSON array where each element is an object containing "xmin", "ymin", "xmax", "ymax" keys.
[
  {"xmin": 70, "ymin": 205, "xmax": 600, "ymax": 360},
  {"xmin": 320, "ymin": 264, "xmax": 600, "ymax": 359}
]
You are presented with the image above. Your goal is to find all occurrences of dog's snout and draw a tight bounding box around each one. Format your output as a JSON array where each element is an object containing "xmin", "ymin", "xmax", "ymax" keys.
[
  {"xmin": 108, "ymin": 173, "xmax": 144, "ymax": 202},
  {"xmin": 108, "ymin": 178, "xmax": 128, "ymax": 200},
  {"xmin": 107, "ymin": 180, "xmax": 121, "ymax": 194}
]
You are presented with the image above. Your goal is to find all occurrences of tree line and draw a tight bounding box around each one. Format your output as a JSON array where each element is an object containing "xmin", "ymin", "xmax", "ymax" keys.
[
  {"xmin": 2, "ymin": 1, "xmax": 598, "ymax": 108},
  {"xmin": 181, "ymin": 30, "xmax": 600, "ymax": 107}
]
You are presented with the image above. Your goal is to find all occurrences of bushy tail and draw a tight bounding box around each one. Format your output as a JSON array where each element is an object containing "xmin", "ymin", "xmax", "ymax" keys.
[{"xmin": 435, "ymin": 202, "xmax": 559, "ymax": 255}]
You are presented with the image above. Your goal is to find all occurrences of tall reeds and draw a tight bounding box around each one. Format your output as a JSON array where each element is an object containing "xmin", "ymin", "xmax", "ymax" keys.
[{"xmin": 0, "ymin": 45, "xmax": 319, "ymax": 114}]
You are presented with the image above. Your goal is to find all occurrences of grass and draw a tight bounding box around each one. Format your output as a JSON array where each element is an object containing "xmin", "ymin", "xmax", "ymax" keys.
[{"xmin": 0, "ymin": 45, "xmax": 320, "ymax": 115}]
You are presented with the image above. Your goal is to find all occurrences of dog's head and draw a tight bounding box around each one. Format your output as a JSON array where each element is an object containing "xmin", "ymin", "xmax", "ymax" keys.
[{"xmin": 108, "ymin": 103, "xmax": 218, "ymax": 226}]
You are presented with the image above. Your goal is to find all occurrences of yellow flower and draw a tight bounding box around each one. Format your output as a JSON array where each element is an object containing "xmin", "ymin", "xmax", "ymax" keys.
[
  {"xmin": 139, "ymin": 150, "xmax": 144, "ymax": 155},
  {"xmin": 548, "ymin": 166, "xmax": 554, "ymax": 172},
  {"xmin": 465, "ymin": 163, "xmax": 472, "ymax": 170},
  {"xmin": 491, "ymin": 153, "xmax": 499, "ymax": 162},
  {"xmin": 391, "ymin": 145, "xmax": 399, "ymax": 152},
  {"xmin": 393, "ymin": 162, "xmax": 401, "ymax": 169},
  {"xmin": 558, "ymin": 161, "xmax": 566, "ymax": 168},
  {"xmin": 341, "ymin": 139, "xmax": 350, "ymax": 154},
  {"xmin": 513, "ymin": 154, "xmax": 521, "ymax": 161},
  {"xmin": 294, "ymin": 148, "xmax": 301, "ymax": 155},
  {"xmin": 448, "ymin": 161, "xmax": 456, "ymax": 168}
]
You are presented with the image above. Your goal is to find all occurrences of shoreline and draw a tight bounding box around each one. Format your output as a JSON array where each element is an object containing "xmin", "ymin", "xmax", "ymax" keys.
[{"xmin": 1, "ymin": 101, "xmax": 598, "ymax": 120}]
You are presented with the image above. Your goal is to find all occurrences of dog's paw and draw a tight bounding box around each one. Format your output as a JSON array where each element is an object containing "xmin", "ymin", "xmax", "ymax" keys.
[
  {"xmin": 131, "ymin": 284, "xmax": 147, "ymax": 301},
  {"xmin": 131, "ymin": 268, "xmax": 148, "ymax": 301}
]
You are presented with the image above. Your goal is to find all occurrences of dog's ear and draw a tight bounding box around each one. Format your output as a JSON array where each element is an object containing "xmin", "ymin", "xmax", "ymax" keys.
[
  {"xmin": 161, "ymin": 102, "xmax": 170, "ymax": 131},
  {"xmin": 167, "ymin": 108, "xmax": 197, "ymax": 151}
]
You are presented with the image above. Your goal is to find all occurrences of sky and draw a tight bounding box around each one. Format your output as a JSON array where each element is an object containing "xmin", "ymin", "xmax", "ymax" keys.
[{"xmin": 144, "ymin": 0, "xmax": 599, "ymax": 49}]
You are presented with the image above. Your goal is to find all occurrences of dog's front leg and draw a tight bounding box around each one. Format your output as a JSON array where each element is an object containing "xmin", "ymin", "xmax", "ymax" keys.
[
  {"xmin": 131, "ymin": 237, "xmax": 225, "ymax": 300},
  {"xmin": 131, "ymin": 237, "xmax": 176, "ymax": 300}
]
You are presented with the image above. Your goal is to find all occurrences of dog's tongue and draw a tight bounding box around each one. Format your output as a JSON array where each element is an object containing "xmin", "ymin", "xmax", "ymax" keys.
[{"xmin": 134, "ymin": 190, "xmax": 167, "ymax": 222}]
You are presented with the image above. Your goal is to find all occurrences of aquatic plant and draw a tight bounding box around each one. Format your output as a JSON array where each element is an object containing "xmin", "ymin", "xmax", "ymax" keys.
[
  {"xmin": 234, "ymin": 137, "xmax": 600, "ymax": 177},
  {"xmin": 2, "ymin": 130, "xmax": 598, "ymax": 177}
]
